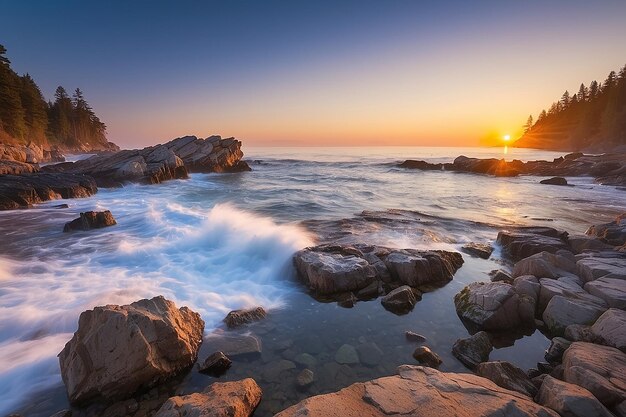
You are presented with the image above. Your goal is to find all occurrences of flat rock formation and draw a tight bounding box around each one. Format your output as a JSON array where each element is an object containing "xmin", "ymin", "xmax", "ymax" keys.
[
  {"xmin": 275, "ymin": 365, "xmax": 559, "ymax": 417},
  {"xmin": 0, "ymin": 172, "xmax": 97, "ymax": 210},
  {"xmin": 43, "ymin": 135, "xmax": 250, "ymax": 187},
  {"xmin": 398, "ymin": 152, "xmax": 626, "ymax": 186},
  {"xmin": 58, "ymin": 296, "xmax": 204, "ymax": 405}
]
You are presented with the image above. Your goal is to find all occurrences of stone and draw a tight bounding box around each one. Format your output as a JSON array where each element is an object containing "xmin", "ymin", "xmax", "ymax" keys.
[
  {"xmin": 577, "ymin": 257, "xmax": 626, "ymax": 282},
  {"xmin": 564, "ymin": 324, "xmax": 598, "ymax": 343},
  {"xmin": 562, "ymin": 342, "xmax": 626, "ymax": 407},
  {"xmin": 461, "ymin": 243, "xmax": 493, "ymax": 259},
  {"xmin": 451, "ymin": 331, "xmax": 493, "ymax": 370},
  {"xmin": 335, "ymin": 344, "xmax": 359, "ymax": 365},
  {"xmin": 514, "ymin": 275, "xmax": 540, "ymax": 301},
  {"xmin": 497, "ymin": 228, "xmax": 569, "ymax": 261},
  {"xmin": 585, "ymin": 277, "xmax": 626, "ymax": 309},
  {"xmin": 275, "ymin": 365, "xmax": 559, "ymax": 417},
  {"xmin": 404, "ymin": 331, "xmax": 426, "ymax": 343},
  {"xmin": 294, "ymin": 353, "xmax": 317, "ymax": 369},
  {"xmin": 475, "ymin": 361, "xmax": 537, "ymax": 397},
  {"xmin": 63, "ymin": 210, "xmax": 117, "ymax": 232},
  {"xmin": 545, "ymin": 337, "xmax": 572, "ymax": 363},
  {"xmin": 569, "ymin": 235, "xmax": 614, "ymax": 254},
  {"xmin": 543, "ymin": 295, "xmax": 607, "ymax": 336},
  {"xmin": 336, "ymin": 292, "xmax": 358, "ymax": 308},
  {"xmin": 296, "ymin": 369, "xmax": 315, "ymax": 389},
  {"xmin": 0, "ymin": 173, "xmax": 97, "ymax": 210},
  {"xmin": 263, "ymin": 359, "xmax": 296, "ymax": 380},
  {"xmin": 204, "ymin": 334, "xmax": 262, "ymax": 359},
  {"xmin": 383, "ymin": 250, "xmax": 463, "ymax": 286},
  {"xmin": 356, "ymin": 342, "xmax": 383, "ymax": 367},
  {"xmin": 412, "ymin": 346, "xmax": 442, "ymax": 368},
  {"xmin": 199, "ymin": 352, "xmax": 232, "ymax": 377},
  {"xmin": 591, "ymin": 308, "xmax": 626, "ymax": 351},
  {"xmin": 537, "ymin": 375, "xmax": 613, "ymax": 417},
  {"xmin": 489, "ymin": 269, "xmax": 512, "ymax": 283},
  {"xmin": 153, "ymin": 378, "xmax": 262, "ymax": 417},
  {"xmin": 512, "ymin": 251, "xmax": 576, "ymax": 279},
  {"xmin": 58, "ymin": 296, "xmax": 204, "ymax": 404},
  {"xmin": 454, "ymin": 282, "xmax": 529, "ymax": 330},
  {"xmin": 380, "ymin": 285, "xmax": 418, "ymax": 314},
  {"xmin": 540, "ymin": 176, "xmax": 568, "ymax": 186},
  {"xmin": 538, "ymin": 277, "xmax": 606, "ymax": 313},
  {"xmin": 586, "ymin": 214, "xmax": 626, "ymax": 246},
  {"xmin": 223, "ymin": 307, "xmax": 266, "ymax": 328}
]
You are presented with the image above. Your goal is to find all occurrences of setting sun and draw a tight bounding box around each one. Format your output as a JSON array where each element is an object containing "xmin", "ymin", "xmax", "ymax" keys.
[{"xmin": 503, "ymin": 134, "xmax": 511, "ymax": 142}]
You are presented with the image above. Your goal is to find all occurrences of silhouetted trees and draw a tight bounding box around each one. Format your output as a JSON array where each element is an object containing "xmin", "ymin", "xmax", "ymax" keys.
[
  {"xmin": 520, "ymin": 64, "xmax": 626, "ymax": 150},
  {"xmin": 0, "ymin": 44, "xmax": 108, "ymax": 149}
]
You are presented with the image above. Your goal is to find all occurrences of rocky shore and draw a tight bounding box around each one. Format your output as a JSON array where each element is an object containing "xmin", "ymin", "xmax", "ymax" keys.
[
  {"xmin": 399, "ymin": 152, "xmax": 626, "ymax": 187},
  {"xmin": 0, "ymin": 135, "xmax": 249, "ymax": 209}
]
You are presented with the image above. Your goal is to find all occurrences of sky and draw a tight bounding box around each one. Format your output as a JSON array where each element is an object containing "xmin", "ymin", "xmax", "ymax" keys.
[{"xmin": 1, "ymin": 1, "xmax": 626, "ymax": 148}]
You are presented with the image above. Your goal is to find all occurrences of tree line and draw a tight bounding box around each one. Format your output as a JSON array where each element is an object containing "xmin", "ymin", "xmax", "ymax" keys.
[
  {"xmin": 0, "ymin": 44, "xmax": 109, "ymax": 150},
  {"xmin": 518, "ymin": 64, "xmax": 626, "ymax": 150}
]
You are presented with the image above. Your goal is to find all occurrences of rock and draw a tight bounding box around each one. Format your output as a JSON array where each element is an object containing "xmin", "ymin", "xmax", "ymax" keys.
[
  {"xmin": 562, "ymin": 342, "xmax": 626, "ymax": 407},
  {"xmin": 49, "ymin": 410, "xmax": 72, "ymax": 417},
  {"xmin": 489, "ymin": 269, "xmax": 512, "ymax": 283},
  {"xmin": 404, "ymin": 331, "xmax": 426, "ymax": 343},
  {"xmin": 569, "ymin": 235, "xmax": 614, "ymax": 254},
  {"xmin": 538, "ymin": 277, "xmax": 605, "ymax": 313},
  {"xmin": 199, "ymin": 352, "xmax": 232, "ymax": 377},
  {"xmin": 356, "ymin": 342, "xmax": 383, "ymax": 367},
  {"xmin": 454, "ymin": 282, "xmax": 530, "ymax": 330},
  {"xmin": 497, "ymin": 227, "xmax": 569, "ymax": 262},
  {"xmin": 585, "ymin": 277, "xmax": 626, "ymax": 309},
  {"xmin": 223, "ymin": 307, "xmax": 266, "ymax": 328},
  {"xmin": 514, "ymin": 275, "xmax": 540, "ymax": 301},
  {"xmin": 380, "ymin": 285, "xmax": 418, "ymax": 314},
  {"xmin": 336, "ymin": 292, "xmax": 357, "ymax": 308},
  {"xmin": 412, "ymin": 346, "xmax": 442, "ymax": 368},
  {"xmin": 153, "ymin": 378, "xmax": 262, "ymax": 417},
  {"xmin": 58, "ymin": 296, "xmax": 204, "ymax": 404},
  {"xmin": 462, "ymin": 243, "xmax": 493, "ymax": 259},
  {"xmin": 545, "ymin": 337, "xmax": 572, "ymax": 363},
  {"xmin": 63, "ymin": 210, "xmax": 117, "ymax": 232},
  {"xmin": 296, "ymin": 369, "xmax": 315, "ymax": 389},
  {"xmin": 564, "ymin": 324, "xmax": 598, "ymax": 343},
  {"xmin": 586, "ymin": 214, "xmax": 626, "ymax": 246},
  {"xmin": 451, "ymin": 331, "xmax": 493, "ymax": 370},
  {"xmin": 335, "ymin": 344, "xmax": 359, "ymax": 365},
  {"xmin": 0, "ymin": 173, "xmax": 97, "ymax": 210},
  {"xmin": 0, "ymin": 159, "xmax": 39, "ymax": 175},
  {"xmin": 540, "ymin": 177, "xmax": 568, "ymax": 186},
  {"xmin": 512, "ymin": 251, "xmax": 576, "ymax": 279},
  {"xmin": 475, "ymin": 361, "xmax": 537, "ymax": 397},
  {"xmin": 294, "ymin": 353, "xmax": 317, "ymax": 369},
  {"xmin": 397, "ymin": 160, "xmax": 444, "ymax": 170},
  {"xmin": 577, "ymin": 257, "xmax": 626, "ymax": 282},
  {"xmin": 263, "ymin": 359, "xmax": 296, "ymax": 380},
  {"xmin": 591, "ymin": 308, "xmax": 626, "ymax": 351},
  {"xmin": 275, "ymin": 365, "xmax": 559, "ymax": 417},
  {"xmin": 543, "ymin": 295, "xmax": 607, "ymax": 336},
  {"xmin": 537, "ymin": 375, "xmax": 613, "ymax": 417},
  {"xmin": 383, "ymin": 249, "xmax": 463, "ymax": 286},
  {"xmin": 204, "ymin": 334, "xmax": 262, "ymax": 359}
]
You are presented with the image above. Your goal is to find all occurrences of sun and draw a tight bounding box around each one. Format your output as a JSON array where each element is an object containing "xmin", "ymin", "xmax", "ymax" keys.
[{"xmin": 503, "ymin": 134, "xmax": 511, "ymax": 142}]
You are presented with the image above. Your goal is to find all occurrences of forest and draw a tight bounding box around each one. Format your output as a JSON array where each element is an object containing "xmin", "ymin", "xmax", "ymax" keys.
[
  {"xmin": 515, "ymin": 64, "xmax": 626, "ymax": 151},
  {"xmin": 0, "ymin": 44, "xmax": 113, "ymax": 151}
]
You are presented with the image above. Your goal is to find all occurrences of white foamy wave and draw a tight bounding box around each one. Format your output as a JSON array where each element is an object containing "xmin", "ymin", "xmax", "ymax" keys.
[{"xmin": 0, "ymin": 203, "xmax": 312, "ymax": 414}]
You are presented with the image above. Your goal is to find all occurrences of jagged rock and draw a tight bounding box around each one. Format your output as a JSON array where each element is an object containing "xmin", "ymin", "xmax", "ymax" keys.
[
  {"xmin": 204, "ymin": 333, "xmax": 262, "ymax": 359},
  {"xmin": 545, "ymin": 337, "xmax": 572, "ymax": 363},
  {"xmin": 380, "ymin": 285, "xmax": 418, "ymax": 314},
  {"xmin": 454, "ymin": 282, "xmax": 531, "ymax": 330},
  {"xmin": 537, "ymin": 375, "xmax": 613, "ymax": 417},
  {"xmin": 475, "ymin": 361, "xmax": 537, "ymax": 397},
  {"xmin": 198, "ymin": 352, "xmax": 232, "ymax": 377},
  {"xmin": 489, "ymin": 269, "xmax": 513, "ymax": 283},
  {"xmin": 585, "ymin": 277, "xmax": 626, "ymax": 309},
  {"xmin": 540, "ymin": 177, "xmax": 568, "ymax": 186},
  {"xmin": 0, "ymin": 173, "xmax": 97, "ymax": 210},
  {"xmin": 412, "ymin": 346, "xmax": 442, "ymax": 368},
  {"xmin": 0, "ymin": 159, "xmax": 39, "ymax": 175},
  {"xmin": 543, "ymin": 295, "xmax": 607, "ymax": 336},
  {"xmin": 405, "ymin": 331, "xmax": 426, "ymax": 343},
  {"xmin": 335, "ymin": 344, "xmax": 359, "ymax": 365},
  {"xmin": 562, "ymin": 342, "xmax": 626, "ymax": 407},
  {"xmin": 497, "ymin": 227, "xmax": 569, "ymax": 261},
  {"xmin": 223, "ymin": 307, "xmax": 266, "ymax": 328},
  {"xmin": 296, "ymin": 369, "xmax": 315, "ymax": 389},
  {"xmin": 63, "ymin": 210, "xmax": 116, "ymax": 232},
  {"xmin": 586, "ymin": 214, "xmax": 626, "ymax": 246},
  {"xmin": 383, "ymin": 249, "xmax": 463, "ymax": 286},
  {"xmin": 591, "ymin": 309, "xmax": 626, "ymax": 351},
  {"xmin": 462, "ymin": 243, "xmax": 493, "ymax": 259},
  {"xmin": 275, "ymin": 365, "xmax": 559, "ymax": 417},
  {"xmin": 58, "ymin": 296, "xmax": 204, "ymax": 404},
  {"xmin": 577, "ymin": 256, "xmax": 626, "ymax": 282},
  {"xmin": 452, "ymin": 331, "xmax": 493, "ymax": 370},
  {"xmin": 153, "ymin": 378, "xmax": 262, "ymax": 417}
]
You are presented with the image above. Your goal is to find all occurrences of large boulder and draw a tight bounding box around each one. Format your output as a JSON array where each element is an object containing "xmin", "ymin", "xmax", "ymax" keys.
[
  {"xmin": 542, "ymin": 295, "xmax": 607, "ymax": 336},
  {"xmin": 591, "ymin": 309, "xmax": 626, "ymax": 351},
  {"xmin": 454, "ymin": 282, "xmax": 531, "ymax": 330},
  {"xmin": 475, "ymin": 361, "xmax": 537, "ymax": 397},
  {"xmin": 562, "ymin": 342, "xmax": 626, "ymax": 407},
  {"xmin": 275, "ymin": 365, "xmax": 559, "ymax": 417},
  {"xmin": 512, "ymin": 251, "xmax": 577, "ymax": 279},
  {"xmin": 496, "ymin": 227, "xmax": 569, "ymax": 261},
  {"xmin": 586, "ymin": 214, "xmax": 626, "ymax": 246},
  {"xmin": 58, "ymin": 296, "xmax": 204, "ymax": 404},
  {"xmin": 537, "ymin": 375, "xmax": 613, "ymax": 417},
  {"xmin": 584, "ymin": 277, "xmax": 626, "ymax": 309},
  {"xmin": 153, "ymin": 378, "xmax": 262, "ymax": 417},
  {"xmin": 63, "ymin": 210, "xmax": 117, "ymax": 232},
  {"xmin": 380, "ymin": 285, "xmax": 418, "ymax": 314},
  {"xmin": 451, "ymin": 331, "xmax": 493, "ymax": 370},
  {"xmin": 576, "ymin": 257, "xmax": 626, "ymax": 282}
]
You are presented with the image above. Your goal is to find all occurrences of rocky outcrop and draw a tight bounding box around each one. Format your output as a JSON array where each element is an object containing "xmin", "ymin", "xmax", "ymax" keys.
[
  {"xmin": 537, "ymin": 375, "xmax": 613, "ymax": 417},
  {"xmin": 398, "ymin": 153, "xmax": 626, "ymax": 186},
  {"xmin": 542, "ymin": 294, "xmax": 607, "ymax": 336},
  {"xmin": 451, "ymin": 331, "xmax": 493, "ymax": 369},
  {"xmin": 58, "ymin": 296, "xmax": 204, "ymax": 404},
  {"xmin": 0, "ymin": 159, "xmax": 39, "ymax": 175},
  {"xmin": 43, "ymin": 135, "xmax": 250, "ymax": 187},
  {"xmin": 0, "ymin": 142, "xmax": 64, "ymax": 164},
  {"xmin": 591, "ymin": 309, "xmax": 626, "ymax": 351},
  {"xmin": 294, "ymin": 244, "xmax": 463, "ymax": 305},
  {"xmin": 275, "ymin": 365, "xmax": 559, "ymax": 417},
  {"xmin": 223, "ymin": 307, "xmax": 266, "ymax": 328},
  {"xmin": 63, "ymin": 210, "xmax": 117, "ymax": 232},
  {"xmin": 153, "ymin": 378, "xmax": 262, "ymax": 417},
  {"xmin": 475, "ymin": 361, "xmax": 537, "ymax": 397},
  {"xmin": 496, "ymin": 226, "xmax": 569, "ymax": 261},
  {"xmin": 0, "ymin": 173, "xmax": 97, "ymax": 210},
  {"xmin": 586, "ymin": 214, "xmax": 626, "ymax": 246},
  {"xmin": 540, "ymin": 176, "xmax": 568, "ymax": 186}
]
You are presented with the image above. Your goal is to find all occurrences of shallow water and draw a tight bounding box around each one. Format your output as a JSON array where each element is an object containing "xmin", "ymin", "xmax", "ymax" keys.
[{"xmin": 0, "ymin": 146, "xmax": 624, "ymax": 416}]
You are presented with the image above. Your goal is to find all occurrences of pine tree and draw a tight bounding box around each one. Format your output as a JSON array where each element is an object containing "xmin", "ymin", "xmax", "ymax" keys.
[
  {"xmin": 523, "ymin": 115, "xmax": 534, "ymax": 133},
  {"xmin": 20, "ymin": 74, "xmax": 48, "ymax": 143},
  {"xmin": 0, "ymin": 44, "xmax": 26, "ymax": 140},
  {"xmin": 560, "ymin": 90, "xmax": 571, "ymax": 108},
  {"xmin": 577, "ymin": 83, "xmax": 587, "ymax": 102}
]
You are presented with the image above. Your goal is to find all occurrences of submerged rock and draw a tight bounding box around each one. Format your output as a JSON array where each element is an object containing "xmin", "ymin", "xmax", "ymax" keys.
[
  {"xmin": 537, "ymin": 375, "xmax": 613, "ymax": 417},
  {"xmin": 204, "ymin": 333, "xmax": 262, "ymax": 359},
  {"xmin": 296, "ymin": 369, "xmax": 315, "ymax": 389},
  {"xmin": 153, "ymin": 378, "xmax": 261, "ymax": 417},
  {"xmin": 223, "ymin": 307, "xmax": 266, "ymax": 328},
  {"xmin": 475, "ymin": 361, "xmax": 537, "ymax": 397},
  {"xmin": 63, "ymin": 210, "xmax": 116, "ymax": 232},
  {"xmin": 404, "ymin": 331, "xmax": 426, "ymax": 343},
  {"xmin": 275, "ymin": 365, "xmax": 559, "ymax": 417},
  {"xmin": 335, "ymin": 344, "xmax": 359, "ymax": 365},
  {"xmin": 58, "ymin": 296, "xmax": 204, "ymax": 404},
  {"xmin": 451, "ymin": 331, "xmax": 493, "ymax": 370},
  {"xmin": 198, "ymin": 352, "xmax": 232, "ymax": 377}
]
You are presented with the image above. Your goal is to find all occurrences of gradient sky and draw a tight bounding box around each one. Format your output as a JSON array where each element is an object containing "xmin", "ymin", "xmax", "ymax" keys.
[{"xmin": 2, "ymin": 1, "xmax": 626, "ymax": 148}]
